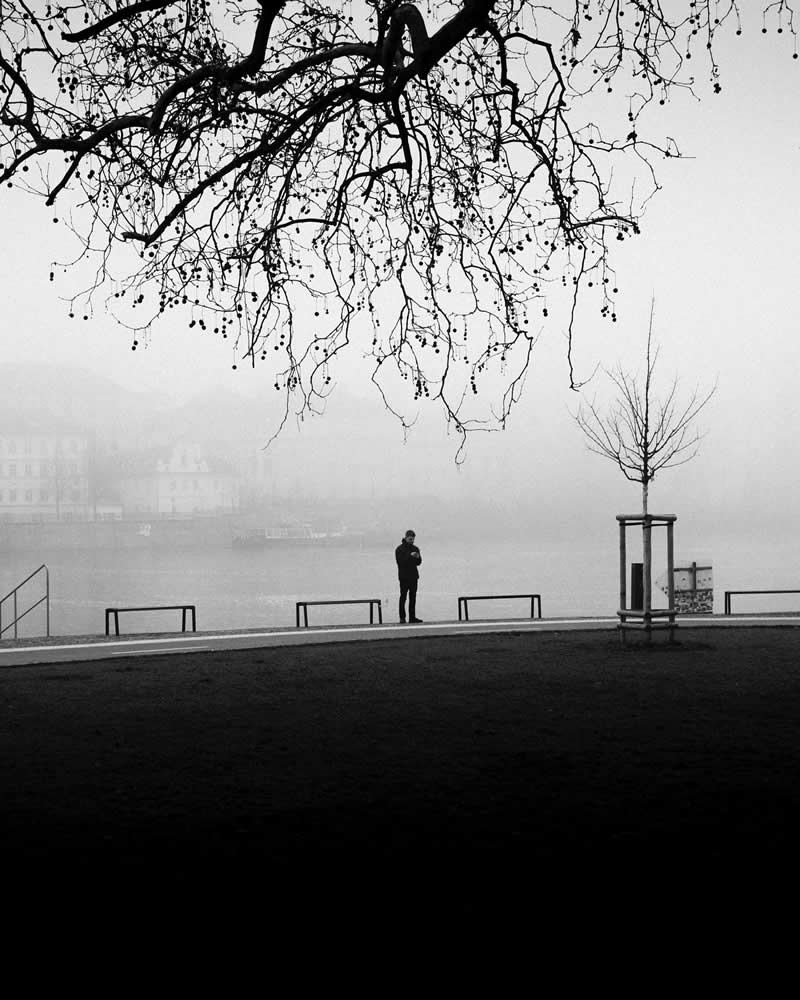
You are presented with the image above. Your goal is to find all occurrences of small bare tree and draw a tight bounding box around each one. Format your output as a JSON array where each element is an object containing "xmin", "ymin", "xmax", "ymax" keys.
[
  {"xmin": 574, "ymin": 300, "xmax": 715, "ymax": 517},
  {"xmin": 574, "ymin": 299, "xmax": 715, "ymax": 616}
]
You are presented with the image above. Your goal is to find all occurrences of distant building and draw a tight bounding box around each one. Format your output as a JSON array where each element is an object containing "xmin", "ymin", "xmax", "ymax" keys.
[
  {"xmin": 117, "ymin": 442, "xmax": 239, "ymax": 516},
  {"xmin": 0, "ymin": 429, "xmax": 91, "ymax": 522}
]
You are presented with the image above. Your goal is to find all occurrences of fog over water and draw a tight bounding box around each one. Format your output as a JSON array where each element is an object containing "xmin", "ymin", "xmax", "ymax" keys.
[
  {"xmin": 2, "ymin": 18, "xmax": 799, "ymax": 636},
  {"xmin": 6, "ymin": 533, "xmax": 800, "ymax": 639}
]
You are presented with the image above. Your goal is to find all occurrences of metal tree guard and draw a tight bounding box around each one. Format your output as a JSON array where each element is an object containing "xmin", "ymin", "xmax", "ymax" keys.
[{"xmin": 617, "ymin": 514, "xmax": 677, "ymax": 639}]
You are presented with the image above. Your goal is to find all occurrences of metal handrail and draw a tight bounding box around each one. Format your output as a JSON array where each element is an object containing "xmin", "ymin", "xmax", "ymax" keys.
[{"xmin": 0, "ymin": 564, "xmax": 50, "ymax": 639}]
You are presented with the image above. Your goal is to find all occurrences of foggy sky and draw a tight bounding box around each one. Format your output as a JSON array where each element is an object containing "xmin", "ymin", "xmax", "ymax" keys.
[{"xmin": 1, "ymin": 18, "xmax": 798, "ymax": 561}]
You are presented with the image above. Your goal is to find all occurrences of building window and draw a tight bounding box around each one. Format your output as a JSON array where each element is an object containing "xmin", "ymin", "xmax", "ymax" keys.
[
  {"xmin": 40, "ymin": 489, "xmax": 49, "ymax": 502},
  {"xmin": 24, "ymin": 438, "xmax": 32, "ymax": 454},
  {"xmin": 9, "ymin": 464, "xmax": 16, "ymax": 478},
  {"xmin": 9, "ymin": 441, "xmax": 16, "ymax": 454},
  {"xmin": 25, "ymin": 464, "xmax": 32, "ymax": 476},
  {"xmin": 9, "ymin": 490, "xmax": 17, "ymax": 502},
  {"xmin": 25, "ymin": 489, "xmax": 33, "ymax": 502}
]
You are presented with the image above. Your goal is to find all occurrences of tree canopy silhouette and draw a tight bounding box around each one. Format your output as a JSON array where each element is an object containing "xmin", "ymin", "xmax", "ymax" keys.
[{"xmin": 0, "ymin": 2, "xmax": 794, "ymax": 437}]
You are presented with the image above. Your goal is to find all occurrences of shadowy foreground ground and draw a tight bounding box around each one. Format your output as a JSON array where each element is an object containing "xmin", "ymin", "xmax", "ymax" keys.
[{"xmin": 2, "ymin": 626, "xmax": 800, "ymax": 891}]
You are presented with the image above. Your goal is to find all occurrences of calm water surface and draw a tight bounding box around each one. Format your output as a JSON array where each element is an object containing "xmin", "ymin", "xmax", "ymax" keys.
[{"xmin": 3, "ymin": 534, "xmax": 800, "ymax": 637}]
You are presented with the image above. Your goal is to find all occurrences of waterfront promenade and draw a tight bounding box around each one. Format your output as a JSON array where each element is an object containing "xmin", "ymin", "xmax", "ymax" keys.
[
  {"xmin": 2, "ymin": 618, "xmax": 800, "ymax": 886},
  {"xmin": 4, "ymin": 612, "xmax": 800, "ymax": 667}
]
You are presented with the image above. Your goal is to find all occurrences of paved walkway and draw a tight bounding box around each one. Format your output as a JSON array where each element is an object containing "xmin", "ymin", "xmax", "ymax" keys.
[{"xmin": 3, "ymin": 613, "xmax": 800, "ymax": 667}]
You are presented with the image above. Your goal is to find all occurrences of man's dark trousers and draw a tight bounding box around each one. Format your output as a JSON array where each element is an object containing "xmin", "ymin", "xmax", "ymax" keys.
[{"xmin": 399, "ymin": 578, "xmax": 417, "ymax": 622}]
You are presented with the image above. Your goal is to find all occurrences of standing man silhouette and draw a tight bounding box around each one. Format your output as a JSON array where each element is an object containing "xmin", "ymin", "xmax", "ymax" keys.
[{"xmin": 395, "ymin": 529, "xmax": 423, "ymax": 624}]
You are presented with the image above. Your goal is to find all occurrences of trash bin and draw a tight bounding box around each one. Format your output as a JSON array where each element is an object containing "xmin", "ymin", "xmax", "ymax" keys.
[{"xmin": 631, "ymin": 562, "xmax": 644, "ymax": 611}]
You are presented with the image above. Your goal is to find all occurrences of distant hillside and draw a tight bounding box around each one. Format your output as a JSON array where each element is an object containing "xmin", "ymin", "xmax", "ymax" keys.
[
  {"xmin": 140, "ymin": 386, "xmax": 278, "ymax": 447},
  {"xmin": 0, "ymin": 362, "xmax": 173, "ymax": 443}
]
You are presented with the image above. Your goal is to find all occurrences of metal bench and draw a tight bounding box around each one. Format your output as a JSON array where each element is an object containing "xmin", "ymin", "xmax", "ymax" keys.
[
  {"xmin": 458, "ymin": 594, "xmax": 541, "ymax": 622},
  {"xmin": 296, "ymin": 599, "xmax": 383, "ymax": 628},
  {"xmin": 105, "ymin": 605, "xmax": 197, "ymax": 636},
  {"xmin": 724, "ymin": 590, "xmax": 800, "ymax": 615}
]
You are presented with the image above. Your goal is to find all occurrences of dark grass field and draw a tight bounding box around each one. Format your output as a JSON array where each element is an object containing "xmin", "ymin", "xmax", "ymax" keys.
[{"xmin": 3, "ymin": 625, "xmax": 800, "ymax": 889}]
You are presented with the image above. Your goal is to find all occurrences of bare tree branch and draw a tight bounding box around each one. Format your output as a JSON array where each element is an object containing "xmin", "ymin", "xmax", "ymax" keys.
[
  {"xmin": 0, "ymin": 2, "xmax": 787, "ymax": 443},
  {"xmin": 62, "ymin": 2, "xmax": 177, "ymax": 44},
  {"xmin": 574, "ymin": 298, "xmax": 716, "ymax": 512}
]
